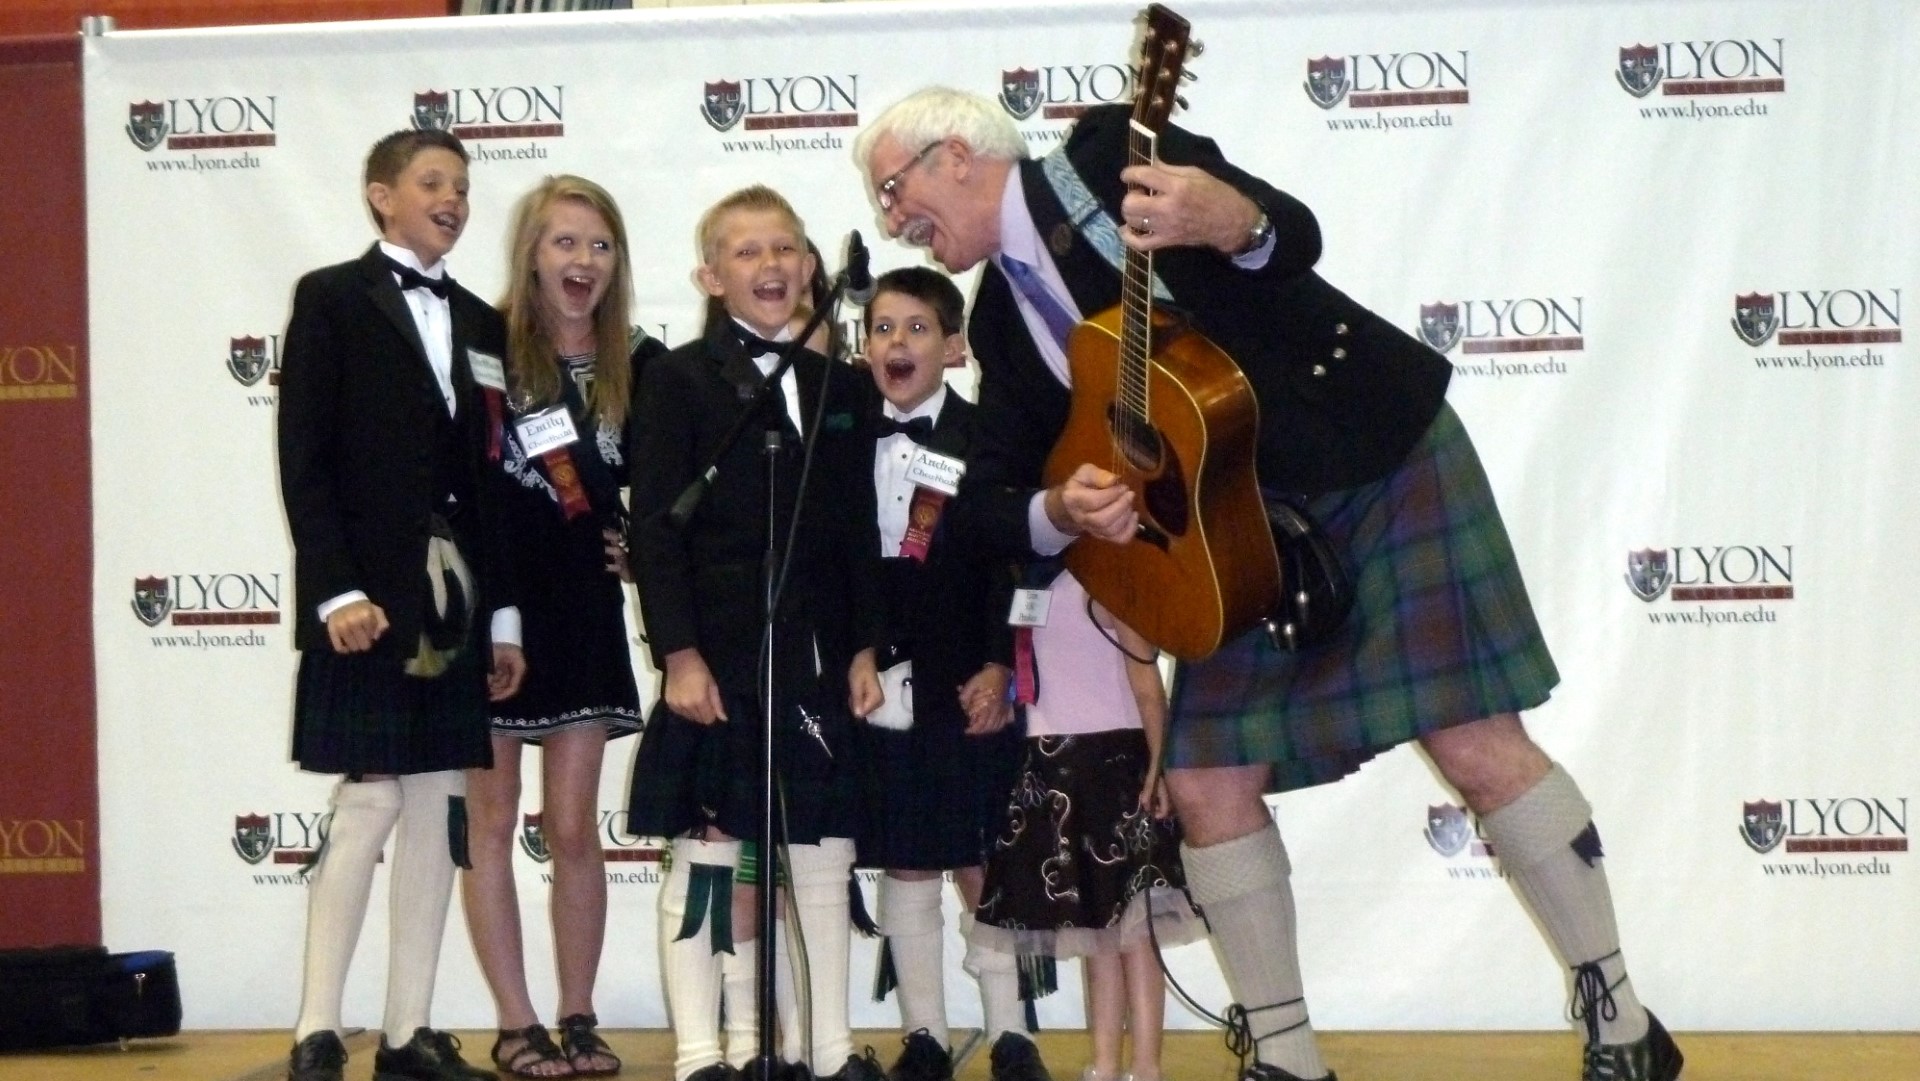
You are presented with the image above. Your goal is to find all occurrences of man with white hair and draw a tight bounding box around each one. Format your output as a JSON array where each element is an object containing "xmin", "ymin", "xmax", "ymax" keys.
[{"xmin": 850, "ymin": 87, "xmax": 1681, "ymax": 1081}]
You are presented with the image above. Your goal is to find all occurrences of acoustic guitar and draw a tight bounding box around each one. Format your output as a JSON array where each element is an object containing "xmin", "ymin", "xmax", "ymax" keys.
[{"xmin": 1042, "ymin": 4, "xmax": 1280, "ymax": 660}]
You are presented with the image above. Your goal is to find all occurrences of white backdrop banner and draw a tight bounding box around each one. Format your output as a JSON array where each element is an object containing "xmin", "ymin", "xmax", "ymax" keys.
[{"xmin": 85, "ymin": 0, "xmax": 1918, "ymax": 1034}]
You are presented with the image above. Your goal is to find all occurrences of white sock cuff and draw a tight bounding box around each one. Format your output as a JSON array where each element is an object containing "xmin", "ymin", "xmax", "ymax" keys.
[
  {"xmin": 396, "ymin": 769, "xmax": 463, "ymax": 800},
  {"xmin": 784, "ymin": 839, "xmax": 855, "ymax": 890},
  {"xmin": 1181, "ymin": 823, "xmax": 1290, "ymax": 906},
  {"xmin": 879, "ymin": 876, "xmax": 944, "ymax": 937},
  {"xmin": 678, "ymin": 836, "xmax": 743, "ymax": 868},
  {"xmin": 960, "ymin": 915, "xmax": 1016, "ymax": 977},
  {"xmin": 1480, "ymin": 764, "xmax": 1594, "ymax": 871},
  {"xmin": 332, "ymin": 777, "xmax": 403, "ymax": 813}
]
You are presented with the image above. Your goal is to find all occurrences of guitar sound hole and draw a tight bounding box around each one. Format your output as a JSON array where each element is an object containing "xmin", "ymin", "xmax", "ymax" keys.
[
  {"xmin": 1105, "ymin": 404, "xmax": 1190, "ymax": 539},
  {"xmin": 1107, "ymin": 403, "xmax": 1164, "ymax": 472}
]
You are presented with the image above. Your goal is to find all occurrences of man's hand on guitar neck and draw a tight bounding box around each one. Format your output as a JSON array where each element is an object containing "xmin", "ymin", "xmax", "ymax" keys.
[
  {"xmin": 1119, "ymin": 161, "xmax": 1265, "ymax": 257},
  {"xmin": 1045, "ymin": 463, "xmax": 1140, "ymax": 545}
]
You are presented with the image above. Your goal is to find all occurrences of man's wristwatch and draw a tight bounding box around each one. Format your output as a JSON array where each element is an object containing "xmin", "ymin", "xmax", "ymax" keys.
[{"xmin": 1233, "ymin": 208, "xmax": 1274, "ymax": 257}]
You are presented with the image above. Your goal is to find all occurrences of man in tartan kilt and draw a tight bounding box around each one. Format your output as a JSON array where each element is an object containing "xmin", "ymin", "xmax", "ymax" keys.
[{"xmin": 852, "ymin": 87, "xmax": 1682, "ymax": 1081}]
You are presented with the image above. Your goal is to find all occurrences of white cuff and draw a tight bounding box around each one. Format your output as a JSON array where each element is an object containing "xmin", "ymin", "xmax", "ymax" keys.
[
  {"xmin": 490, "ymin": 606, "xmax": 522, "ymax": 648},
  {"xmin": 1232, "ymin": 227, "xmax": 1277, "ymax": 270},
  {"xmin": 316, "ymin": 590, "xmax": 368, "ymax": 623},
  {"xmin": 1026, "ymin": 490, "xmax": 1074, "ymax": 557}
]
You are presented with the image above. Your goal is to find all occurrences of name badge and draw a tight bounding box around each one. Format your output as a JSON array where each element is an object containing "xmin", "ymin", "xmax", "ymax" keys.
[
  {"xmin": 514, "ymin": 406, "xmax": 580, "ymax": 458},
  {"xmin": 467, "ymin": 348, "xmax": 506, "ymax": 391},
  {"xmin": 1008, "ymin": 588, "xmax": 1051, "ymax": 628},
  {"xmin": 903, "ymin": 447, "xmax": 965, "ymax": 497}
]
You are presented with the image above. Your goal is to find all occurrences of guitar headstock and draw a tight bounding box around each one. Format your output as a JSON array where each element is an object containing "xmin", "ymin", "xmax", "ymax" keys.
[{"xmin": 1132, "ymin": 4, "xmax": 1195, "ymax": 133}]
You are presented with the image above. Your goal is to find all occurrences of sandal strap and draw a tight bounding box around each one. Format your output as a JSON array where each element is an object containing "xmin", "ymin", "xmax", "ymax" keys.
[
  {"xmin": 558, "ymin": 1013, "xmax": 620, "ymax": 1072},
  {"xmin": 492, "ymin": 1023, "xmax": 568, "ymax": 1074}
]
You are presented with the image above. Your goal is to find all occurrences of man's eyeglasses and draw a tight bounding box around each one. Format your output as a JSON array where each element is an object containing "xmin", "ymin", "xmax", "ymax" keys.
[{"xmin": 876, "ymin": 141, "xmax": 942, "ymax": 212}]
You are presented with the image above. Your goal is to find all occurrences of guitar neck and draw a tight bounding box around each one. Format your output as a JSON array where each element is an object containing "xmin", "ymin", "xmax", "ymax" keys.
[{"xmin": 1118, "ymin": 119, "xmax": 1159, "ymax": 423}]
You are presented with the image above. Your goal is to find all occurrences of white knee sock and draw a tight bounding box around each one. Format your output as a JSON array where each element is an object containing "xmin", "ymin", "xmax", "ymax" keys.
[
  {"xmin": 1182, "ymin": 825, "xmax": 1326, "ymax": 1079},
  {"xmin": 784, "ymin": 839, "xmax": 856, "ymax": 1075},
  {"xmin": 294, "ymin": 778, "xmax": 402, "ymax": 1041},
  {"xmin": 879, "ymin": 875, "xmax": 949, "ymax": 1049},
  {"xmin": 1479, "ymin": 764, "xmax": 1647, "ymax": 1045},
  {"xmin": 722, "ymin": 934, "xmax": 760, "ymax": 1069},
  {"xmin": 774, "ymin": 917, "xmax": 803, "ymax": 1065},
  {"xmin": 662, "ymin": 837, "xmax": 739, "ymax": 1079},
  {"xmin": 382, "ymin": 770, "xmax": 464, "ymax": 1045},
  {"xmin": 959, "ymin": 914, "xmax": 1024, "ymax": 1045}
]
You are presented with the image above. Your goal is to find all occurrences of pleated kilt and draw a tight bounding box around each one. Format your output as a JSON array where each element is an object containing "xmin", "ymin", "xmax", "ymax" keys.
[
  {"xmin": 291, "ymin": 633, "xmax": 491, "ymax": 777},
  {"xmin": 625, "ymin": 683, "xmax": 859, "ymax": 848},
  {"xmin": 1168, "ymin": 401, "xmax": 1559, "ymax": 793}
]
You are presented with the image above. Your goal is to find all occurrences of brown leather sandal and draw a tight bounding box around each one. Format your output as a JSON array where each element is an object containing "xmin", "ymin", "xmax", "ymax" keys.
[
  {"xmin": 490, "ymin": 1023, "xmax": 575, "ymax": 1079},
  {"xmin": 558, "ymin": 1012, "xmax": 621, "ymax": 1077}
]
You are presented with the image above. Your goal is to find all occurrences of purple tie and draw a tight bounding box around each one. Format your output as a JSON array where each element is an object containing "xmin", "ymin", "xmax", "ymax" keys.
[{"xmin": 1000, "ymin": 256, "xmax": 1080, "ymax": 349}]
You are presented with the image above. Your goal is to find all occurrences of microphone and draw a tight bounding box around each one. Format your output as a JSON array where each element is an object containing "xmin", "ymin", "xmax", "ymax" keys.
[{"xmin": 843, "ymin": 230, "xmax": 875, "ymax": 306}]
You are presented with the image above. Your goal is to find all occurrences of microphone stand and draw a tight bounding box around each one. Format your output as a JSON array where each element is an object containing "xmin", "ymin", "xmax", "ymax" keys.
[{"xmin": 662, "ymin": 277, "xmax": 849, "ymax": 1081}]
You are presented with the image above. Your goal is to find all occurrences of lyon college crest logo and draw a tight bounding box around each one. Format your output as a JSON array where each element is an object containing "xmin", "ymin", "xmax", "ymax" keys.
[
  {"xmin": 126, "ymin": 101, "xmax": 168, "ymax": 152},
  {"xmin": 1731, "ymin": 292, "xmax": 1780, "ymax": 347},
  {"xmin": 232, "ymin": 814, "xmax": 274, "ymax": 865},
  {"xmin": 1424, "ymin": 804, "xmax": 1473, "ymax": 857},
  {"xmin": 999, "ymin": 68, "xmax": 1042, "ymax": 121},
  {"xmin": 1304, "ymin": 57, "xmax": 1351, "ymax": 110},
  {"xmin": 1417, "ymin": 302, "xmax": 1462, "ymax": 354},
  {"xmin": 411, "ymin": 91, "xmax": 452, "ymax": 133},
  {"xmin": 702, "ymin": 80, "xmax": 745, "ymax": 132},
  {"xmin": 1741, "ymin": 800, "xmax": 1785, "ymax": 854},
  {"xmin": 519, "ymin": 813, "xmax": 552, "ymax": 863},
  {"xmin": 228, "ymin": 336, "xmax": 269, "ymax": 386},
  {"xmin": 1616, "ymin": 45, "xmax": 1663, "ymax": 97},
  {"xmin": 1624, "ymin": 548, "xmax": 1672, "ymax": 602},
  {"xmin": 132, "ymin": 576, "xmax": 172, "ymax": 627}
]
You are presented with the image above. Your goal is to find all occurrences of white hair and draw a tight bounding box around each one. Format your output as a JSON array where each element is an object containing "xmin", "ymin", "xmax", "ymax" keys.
[{"xmin": 853, "ymin": 86, "xmax": 1030, "ymax": 175}]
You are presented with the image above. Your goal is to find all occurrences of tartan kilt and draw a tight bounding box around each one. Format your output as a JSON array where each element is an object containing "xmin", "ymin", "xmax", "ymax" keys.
[
  {"xmin": 1167, "ymin": 401, "xmax": 1559, "ymax": 792},
  {"xmin": 291, "ymin": 631, "xmax": 491, "ymax": 777}
]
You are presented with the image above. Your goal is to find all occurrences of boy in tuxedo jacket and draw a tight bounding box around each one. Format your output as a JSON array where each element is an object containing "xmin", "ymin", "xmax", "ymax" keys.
[
  {"xmin": 276, "ymin": 128, "xmax": 523, "ymax": 1081},
  {"xmin": 626, "ymin": 184, "xmax": 873, "ymax": 1081},
  {"xmin": 844, "ymin": 268, "xmax": 1039, "ymax": 1081}
]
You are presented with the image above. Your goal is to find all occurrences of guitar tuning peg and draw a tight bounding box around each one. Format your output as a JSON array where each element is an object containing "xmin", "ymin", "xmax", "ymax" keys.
[
  {"xmin": 1180, "ymin": 69, "xmax": 1198, "ymax": 83},
  {"xmin": 1190, "ymin": 39, "xmax": 1206, "ymax": 56},
  {"xmin": 1175, "ymin": 94, "xmax": 1189, "ymax": 111}
]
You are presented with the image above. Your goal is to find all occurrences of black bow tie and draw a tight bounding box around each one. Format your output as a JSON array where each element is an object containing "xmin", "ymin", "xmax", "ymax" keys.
[
  {"xmin": 385, "ymin": 257, "xmax": 450, "ymax": 298},
  {"xmin": 877, "ymin": 415, "xmax": 934, "ymax": 444},
  {"xmin": 736, "ymin": 328, "xmax": 793, "ymax": 358}
]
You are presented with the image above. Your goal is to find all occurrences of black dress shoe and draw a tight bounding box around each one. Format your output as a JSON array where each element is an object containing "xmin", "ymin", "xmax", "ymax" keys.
[
  {"xmin": 374, "ymin": 1027, "xmax": 499, "ymax": 1081},
  {"xmin": 1241, "ymin": 1061, "xmax": 1336, "ymax": 1081},
  {"xmin": 288, "ymin": 1030, "xmax": 347, "ymax": 1081},
  {"xmin": 686, "ymin": 1062, "xmax": 740, "ymax": 1081},
  {"xmin": 1582, "ymin": 1011, "xmax": 1684, "ymax": 1081},
  {"xmin": 887, "ymin": 1030, "xmax": 953, "ymax": 1081},
  {"xmin": 987, "ymin": 1033, "xmax": 1052, "ymax": 1081},
  {"xmin": 819, "ymin": 1048, "xmax": 886, "ymax": 1081}
]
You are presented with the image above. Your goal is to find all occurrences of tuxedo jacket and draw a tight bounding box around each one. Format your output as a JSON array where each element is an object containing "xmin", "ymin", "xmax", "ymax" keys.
[
  {"xmin": 850, "ymin": 389, "xmax": 1015, "ymax": 717},
  {"xmin": 277, "ymin": 243, "xmax": 514, "ymax": 659},
  {"xmin": 964, "ymin": 104, "xmax": 1454, "ymax": 556},
  {"xmin": 627, "ymin": 319, "xmax": 868, "ymax": 699}
]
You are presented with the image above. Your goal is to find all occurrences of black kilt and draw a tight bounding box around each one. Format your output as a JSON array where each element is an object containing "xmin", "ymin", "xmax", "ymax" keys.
[
  {"xmin": 291, "ymin": 629, "xmax": 491, "ymax": 776},
  {"xmin": 625, "ymin": 681, "xmax": 858, "ymax": 846}
]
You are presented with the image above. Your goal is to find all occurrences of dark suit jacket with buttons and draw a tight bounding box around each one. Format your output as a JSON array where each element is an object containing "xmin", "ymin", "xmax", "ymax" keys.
[
  {"xmin": 849, "ymin": 388, "xmax": 1015, "ymax": 710},
  {"xmin": 963, "ymin": 104, "xmax": 1453, "ymax": 556},
  {"xmin": 277, "ymin": 243, "xmax": 514, "ymax": 660},
  {"xmin": 627, "ymin": 319, "xmax": 868, "ymax": 700}
]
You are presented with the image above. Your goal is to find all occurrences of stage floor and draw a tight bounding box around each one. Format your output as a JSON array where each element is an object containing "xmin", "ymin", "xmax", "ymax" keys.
[{"xmin": 0, "ymin": 1027, "xmax": 1913, "ymax": 1081}]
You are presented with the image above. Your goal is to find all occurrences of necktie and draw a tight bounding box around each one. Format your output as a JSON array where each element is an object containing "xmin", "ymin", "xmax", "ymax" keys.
[
  {"xmin": 999, "ymin": 255, "xmax": 1080, "ymax": 349},
  {"xmin": 877, "ymin": 415, "xmax": 934, "ymax": 444},
  {"xmin": 384, "ymin": 257, "xmax": 450, "ymax": 298}
]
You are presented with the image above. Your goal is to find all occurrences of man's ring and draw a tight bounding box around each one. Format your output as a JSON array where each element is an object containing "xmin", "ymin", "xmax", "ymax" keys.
[{"xmin": 1139, "ymin": 216, "xmax": 1151, "ymax": 233}]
